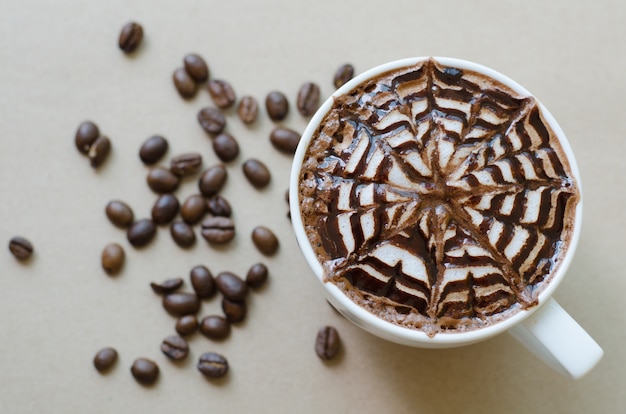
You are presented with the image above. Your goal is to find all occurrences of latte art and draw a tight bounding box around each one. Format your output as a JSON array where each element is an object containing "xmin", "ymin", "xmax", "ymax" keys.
[{"xmin": 299, "ymin": 58, "xmax": 579, "ymax": 336}]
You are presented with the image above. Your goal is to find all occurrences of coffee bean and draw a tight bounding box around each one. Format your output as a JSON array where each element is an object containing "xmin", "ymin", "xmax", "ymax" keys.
[
  {"xmin": 206, "ymin": 195, "xmax": 231, "ymax": 217},
  {"xmin": 197, "ymin": 107, "xmax": 226, "ymax": 136},
  {"xmin": 200, "ymin": 216, "xmax": 235, "ymax": 243},
  {"xmin": 246, "ymin": 263, "xmax": 268, "ymax": 288},
  {"xmin": 146, "ymin": 167, "xmax": 179, "ymax": 193},
  {"xmin": 105, "ymin": 200, "xmax": 134, "ymax": 228},
  {"xmin": 212, "ymin": 133, "xmax": 239, "ymax": 162},
  {"xmin": 170, "ymin": 221, "xmax": 196, "ymax": 248},
  {"xmin": 139, "ymin": 135, "xmax": 169, "ymax": 165},
  {"xmin": 222, "ymin": 298, "xmax": 246, "ymax": 323},
  {"xmin": 180, "ymin": 194, "xmax": 207, "ymax": 224},
  {"xmin": 270, "ymin": 127, "xmax": 301, "ymax": 154},
  {"xmin": 183, "ymin": 53, "xmax": 209, "ymax": 83},
  {"xmin": 242, "ymin": 159, "xmax": 271, "ymax": 188},
  {"xmin": 190, "ymin": 265, "xmax": 216, "ymax": 299},
  {"xmin": 101, "ymin": 243, "xmax": 125, "ymax": 275},
  {"xmin": 127, "ymin": 219, "xmax": 156, "ymax": 247},
  {"xmin": 151, "ymin": 194, "xmax": 180, "ymax": 225},
  {"xmin": 130, "ymin": 358, "xmax": 159, "ymax": 385},
  {"xmin": 170, "ymin": 152, "xmax": 202, "ymax": 176},
  {"xmin": 251, "ymin": 226, "xmax": 279, "ymax": 255},
  {"xmin": 88, "ymin": 135, "xmax": 111, "ymax": 168},
  {"xmin": 297, "ymin": 82, "xmax": 321, "ymax": 116},
  {"xmin": 265, "ymin": 91, "xmax": 289, "ymax": 121},
  {"xmin": 8, "ymin": 237, "xmax": 33, "ymax": 261},
  {"xmin": 200, "ymin": 315, "xmax": 230, "ymax": 340},
  {"xmin": 333, "ymin": 63, "xmax": 355, "ymax": 89},
  {"xmin": 215, "ymin": 272, "xmax": 248, "ymax": 301},
  {"xmin": 173, "ymin": 68, "xmax": 197, "ymax": 99},
  {"xmin": 75, "ymin": 121, "xmax": 100, "ymax": 154},
  {"xmin": 198, "ymin": 165, "xmax": 227, "ymax": 197},
  {"xmin": 197, "ymin": 352, "xmax": 228, "ymax": 378},
  {"xmin": 207, "ymin": 79, "xmax": 236, "ymax": 109},
  {"xmin": 162, "ymin": 292, "xmax": 200, "ymax": 317},
  {"xmin": 93, "ymin": 347, "xmax": 118, "ymax": 373},
  {"xmin": 118, "ymin": 22, "xmax": 143, "ymax": 54},
  {"xmin": 315, "ymin": 326, "xmax": 341, "ymax": 360},
  {"xmin": 150, "ymin": 278, "xmax": 184, "ymax": 295},
  {"xmin": 176, "ymin": 315, "xmax": 198, "ymax": 336},
  {"xmin": 161, "ymin": 335, "xmax": 189, "ymax": 361},
  {"xmin": 237, "ymin": 96, "xmax": 258, "ymax": 124}
]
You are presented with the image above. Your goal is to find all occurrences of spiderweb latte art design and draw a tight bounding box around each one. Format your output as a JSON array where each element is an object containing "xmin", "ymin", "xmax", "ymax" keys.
[{"xmin": 299, "ymin": 59, "xmax": 579, "ymax": 336}]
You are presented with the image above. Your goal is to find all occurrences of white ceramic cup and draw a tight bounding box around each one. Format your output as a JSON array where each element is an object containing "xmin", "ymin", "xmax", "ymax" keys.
[{"xmin": 289, "ymin": 57, "xmax": 603, "ymax": 379}]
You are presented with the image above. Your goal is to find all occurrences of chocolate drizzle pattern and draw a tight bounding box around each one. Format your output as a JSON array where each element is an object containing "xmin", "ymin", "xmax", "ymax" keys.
[{"xmin": 299, "ymin": 59, "xmax": 580, "ymax": 336}]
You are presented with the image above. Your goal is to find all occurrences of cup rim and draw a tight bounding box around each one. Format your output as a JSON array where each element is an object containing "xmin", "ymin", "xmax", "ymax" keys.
[{"xmin": 289, "ymin": 56, "xmax": 583, "ymax": 346}]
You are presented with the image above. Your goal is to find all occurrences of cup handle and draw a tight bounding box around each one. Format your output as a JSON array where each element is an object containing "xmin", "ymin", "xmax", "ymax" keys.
[{"xmin": 508, "ymin": 297, "xmax": 603, "ymax": 379}]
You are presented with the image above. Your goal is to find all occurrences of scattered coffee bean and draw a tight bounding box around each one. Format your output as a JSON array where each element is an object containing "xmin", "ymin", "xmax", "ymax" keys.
[
  {"xmin": 139, "ymin": 135, "xmax": 168, "ymax": 165},
  {"xmin": 105, "ymin": 200, "xmax": 134, "ymax": 228},
  {"xmin": 151, "ymin": 194, "xmax": 180, "ymax": 225},
  {"xmin": 176, "ymin": 315, "xmax": 198, "ymax": 336},
  {"xmin": 246, "ymin": 263, "xmax": 268, "ymax": 288},
  {"xmin": 93, "ymin": 347, "xmax": 118, "ymax": 373},
  {"xmin": 197, "ymin": 352, "xmax": 229, "ymax": 378},
  {"xmin": 183, "ymin": 53, "xmax": 209, "ymax": 83},
  {"xmin": 200, "ymin": 316, "xmax": 230, "ymax": 340},
  {"xmin": 265, "ymin": 91, "xmax": 289, "ymax": 121},
  {"xmin": 173, "ymin": 67, "xmax": 197, "ymax": 99},
  {"xmin": 297, "ymin": 82, "xmax": 321, "ymax": 116},
  {"xmin": 146, "ymin": 167, "xmax": 180, "ymax": 193},
  {"xmin": 162, "ymin": 292, "xmax": 200, "ymax": 317},
  {"xmin": 161, "ymin": 335, "xmax": 189, "ymax": 361},
  {"xmin": 251, "ymin": 226, "xmax": 279, "ymax": 255},
  {"xmin": 170, "ymin": 221, "xmax": 196, "ymax": 248},
  {"xmin": 207, "ymin": 79, "xmax": 236, "ymax": 109},
  {"xmin": 8, "ymin": 236, "xmax": 34, "ymax": 261},
  {"xmin": 127, "ymin": 219, "xmax": 157, "ymax": 247},
  {"xmin": 197, "ymin": 107, "xmax": 226, "ymax": 136},
  {"xmin": 75, "ymin": 121, "xmax": 100, "ymax": 154},
  {"xmin": 222, "ymin": 298, "xmax": 247, "ymax": 323},
  {"xmin": 190, "ymin": 265, "xmax": 216, "ymax": 299},
  {"xmin": 333, "ymin": 63, "xmax": 355, "ymax": 89},
  {"xmin": 206, "ymin": 195, "xmax": 231, "ymax": 217},
  {"xmin": 270, "ymin": 127, "xmax": 301, "ymax": 154},
  {"xmin": 200, "ymin": 216, "xmax": 235, "ymax": 243},
  {"xmin": 88, "ymin": 135, "xmax": 111, "ymax": 168},
  {"xmin": 198, "ymin": 165, "xmax": 227, "ymax": 197},
  {"xmin": 101, "ymin": 243, "xmax": 125, "ymax": 275},
  {"xmin": 170, "ymin": 152, "xmax": 202, "ymax": 176},
  {"xmin": 130, "ymin": 358, "xmax": 159, "ymax": 385},
  {"xmin": 180, "ymin": 194, "xmax": 207, "ymax": 224},
  {"xmin": 215, "ymin": 271, "xmax": 248, "ymax": 301},
  {"xmin": 237, "ymin": 96, "xmax": 259, "ymax": 124},
  {"xmin": 242, "ymin": 159, "xmax": 271, "ymax": 188},
  {"xmin": 315, "ymin": 326, "xmax": 341, "ymax": 360},
  {"xmin": 118, "ymin": 22, "xmax": 143, "ymax": 54},
  {"xmin": 150, "ymin": 277, "xmax": 184, "ymax": 295},
  {"xmin": 212, "ymin": 133, "xmax": 239, "ymax": 162}
]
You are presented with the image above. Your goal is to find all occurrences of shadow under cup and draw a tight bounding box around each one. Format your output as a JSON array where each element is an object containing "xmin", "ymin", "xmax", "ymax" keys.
[{"xmin": 289, "ymin": 56, "xmax": 583, "ymax": 349}]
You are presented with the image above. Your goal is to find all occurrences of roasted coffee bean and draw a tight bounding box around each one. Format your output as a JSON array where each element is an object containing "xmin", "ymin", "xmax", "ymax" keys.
[
  {"xmin": 105, "ymin": 200, "xmax": 134, "ymax": 228},
  {"xmin": 200, "ymin": 216, "xmax": 235, "ymax": 243},
  {"xmin": 197, "ymin": 107, "xmax": 226, "ymax": 136},
  {"xmin": 251, "ymin": 226, "xmax": 279, "ymax": 255},
  {"xmin": 101, "ymin": 243, "xmax": 125, "ymax": 275},
  {"xmin": 180, "ymin": 194, "xmax": 207, "ymax": 224},
  {"xmin": 190, "ymin": 265, "xmax": 216, "ymax": 299},
  {"xmin": 93, "ymin": 347, "xmax": 118, "ymax": 372},
  {"xmin": 206, "ymin": 195, "xmax": 231, "ymax": 217},
  {"xmin": 127, "ymin": 219, "xmax": 157, "ymax": 247},
  {"xmin": 162, "ymin": 292, "xmax": 200, "ymax": 316},
  {"xmin": 161, "ymin": 335, "xmax": 189, "ymax": 361},
  {"xmin": 146, "ymin": 167, "xmax": 179, "ymax": 193},
  {"xmin": 246, "ymin": 263, "xmax": 268, "ymax": 288},
  {"xmin": 242, "ymin": 159, "xmax": 271, "ymax": 188},
  {"xmin": 173, "ymin": 68, "xmax": 197, "ymax": 99},
  {"xmin": 8, "ymin": 237, "xmax": 34, "ymax": 261},
  {"xmin": 118, "ymin": 22, "xmax": 143, "ymax": 54},
  {"xmin": 198, "ymin": 165, "xmax": 227, "ymax": 197},
  {"xmin": 88, "ymin": 135, "xmax": 111, "ymax": 168},
  {"xmin": 315, "ymin": 326, "xmax": 341, "ymax": 360},
  {"xmin": 222, "ymin": 298, "xmax": 246, "ymax": 323},
  {"xmin": 130, "ymin": 358, "xmax": 159, "ymax": 385},
  {"xmin": 150, "ymin": 277, "xmax": 184, "ymax": 295},
  {"xmin": 176, "ymin": 315, "xmax": 198, "ymax": 336},
  {"xmin": 212, "ymin": 133, "xmax": 239, "ymax": 162},
  {"xmin": 183, "ymin": 53, "xmax": 209, "ymax": 82},
  {"xmin": 170, "ymin": 221, "xmax": 196, "ymax": 248},
  {"xmin": 297, "ymin": 82, "xmax": 321, "ymax": 116},
  {"xmin": 75, "ymin": 121, "xmax": 100, "ymax": 154},
  {"xmin": 270, "ymin": 127, "xmax": 301, "ymax": 154},
  {"xmin": 139, "ymin": 135, "xmax": 168, "ymax": 165},
  {"xmin": 151, "ymin": 194, "xmax": 180, "ymax": 225},
  {"xmin": 215, "ymin": 272, "xmax": 248, "ymax": 301},
  {"xmin": 207, "ymin": 79, "xmax": 236, "ymax": 109},
  {"xmin": 237, "ymin": 96, "xmax": 258, "ymax": 124},
  {"xmin": 265, "ymin": 91, "xmax": 289, "ymax": 121},
  {"xmin": 199, "ymin": 316, "xmax": 230, "ymax": 340},
  {"xmin": 170, "ymin": 152, "xmax": 202, "ymax": 176},
  {"xmin": 198, "ymin": 352, "xmax": 228, "ymax": 378},
  {"xmin": 333, "ymin": 63, "xmax": 355, "ymax": 89}
]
